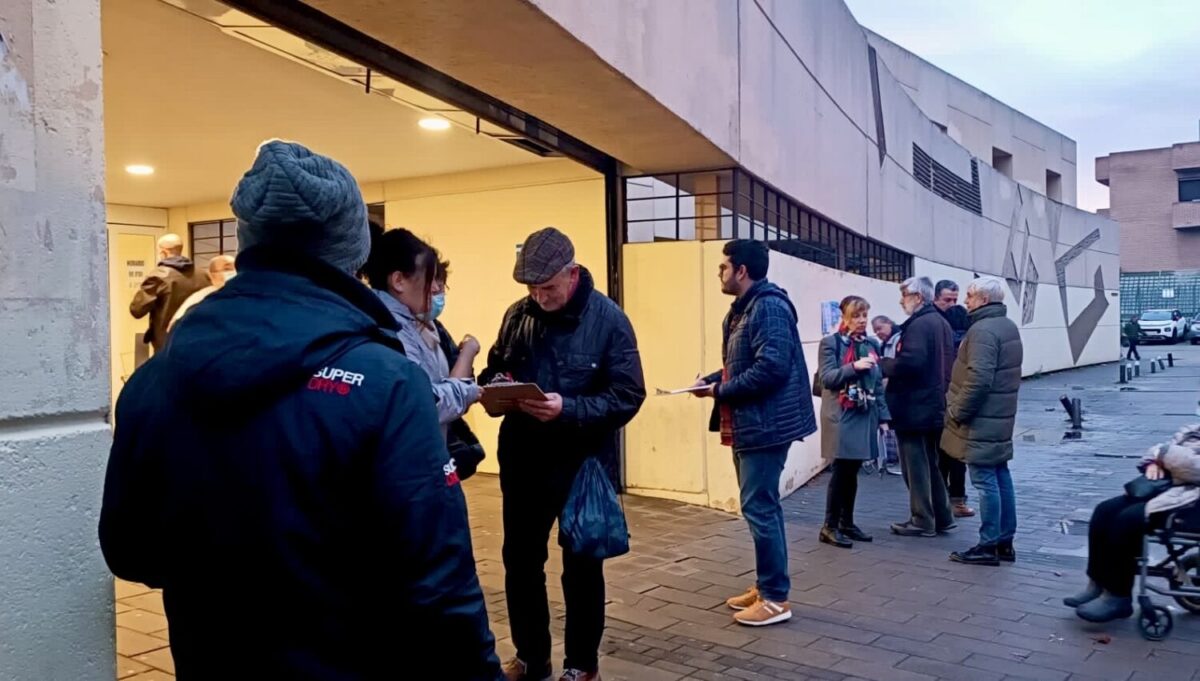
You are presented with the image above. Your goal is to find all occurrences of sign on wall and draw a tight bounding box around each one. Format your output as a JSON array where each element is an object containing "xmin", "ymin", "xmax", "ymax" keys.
[{"xmin": 820, "ymin": 300, "xmax": 840, "ymax": 336}]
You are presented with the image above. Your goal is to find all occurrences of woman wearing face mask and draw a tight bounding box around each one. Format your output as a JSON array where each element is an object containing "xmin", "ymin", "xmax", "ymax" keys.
[
  {"xmin": 364, "ymin": 228, "xmax": 482, "ymax": 429},
  {"xmin": 817, "ymin": 295, "xmax": 891, "ymax": 549}
]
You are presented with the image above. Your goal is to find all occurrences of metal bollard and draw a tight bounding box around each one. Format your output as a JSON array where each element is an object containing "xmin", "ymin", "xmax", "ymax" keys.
[
  {"xmin": 1159, "ymin": 358, "xmax": 1167, "ymax": 371},
  {"xmin": 1120, "ymin": 363, "xmax": 1127, "ymax": 383},
  {"xmin": 1135, "ymin": 362, "xmax": 1142, "ymax": 377},
  {"xmin": 1059, "ymin": 395, "xmax": 1075, "ymax": 420},
  {"xmin": 1072, "ymin": 398, "xmax": 1083, "ymax": 430},
  {"xmin": 1151, "ymin": 361, "xmax": 1157, "ymax": 374},
  {"xmin": 1169, "ymin": 353, "xmax": 1175, "ymax": 368}
]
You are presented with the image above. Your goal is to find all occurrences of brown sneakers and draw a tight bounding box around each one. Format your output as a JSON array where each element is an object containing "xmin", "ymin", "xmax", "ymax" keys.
[
  {"xmin": 725, "ymin": 586, "xmax": 759, "ymax": 611},
  {"xmin": 502, "ymin": 658, "xmax": 553, "ymax": 681},
  {"xmin": 952, "ymin": 499, "xmax": 976, "ymax": 518},
  {"xmin": 733, "ymin": 598, "xmax": 792, "ymax": 626}
]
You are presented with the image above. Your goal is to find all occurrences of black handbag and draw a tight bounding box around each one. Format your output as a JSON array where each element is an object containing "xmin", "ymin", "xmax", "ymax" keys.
[
  {"xmin": 446, "ymin": 418, "xmax": 485, "ymax": 481},
  {"xmin": 1124, "ymin": 475, "xmax": 1171, "ymax": 500}
]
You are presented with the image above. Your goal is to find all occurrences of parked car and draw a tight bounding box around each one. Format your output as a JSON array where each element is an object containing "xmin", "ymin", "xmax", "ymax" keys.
[
  {"xmin": 1191, "ymin": 315, "xmax": 1200, "ymax": 345},
  {"xmin": 1137, "ymin": 309, "xmax": 1188, "ymax": 344}
]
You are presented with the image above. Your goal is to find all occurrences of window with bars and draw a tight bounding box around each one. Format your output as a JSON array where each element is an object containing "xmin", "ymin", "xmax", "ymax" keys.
[
  {"xmin": 624, "ymin": 168, "xmax": 913, "ymax": 283},
  {"xmin": 914, "ymin": 144, "xmax": 982, "ymax": 215},
  {"xmin": 190, "ymin": 219, "xmax": 238, "ymax": 270},
  {"xmin": 1120, "ymin": 271, "xmax": 1200, "ymax": 322}
]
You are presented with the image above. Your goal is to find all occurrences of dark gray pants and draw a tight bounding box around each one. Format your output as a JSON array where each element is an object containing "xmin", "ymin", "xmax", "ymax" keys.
[{"xmin": 898, "ymin": 430, "xmax": 954, "ymax": 531}]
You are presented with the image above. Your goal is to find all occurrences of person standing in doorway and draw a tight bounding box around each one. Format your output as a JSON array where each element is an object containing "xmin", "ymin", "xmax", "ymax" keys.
[
  {"xmin": 881, "ymin": 276, "xmax": 957, "ymax": 537},
  {"xmin": 933, "ymin": 279, "xmax": 975, "ymax": 519},
  {"xmin": 482, "ymin": 227, "xmax": 645, "ymax": 681},
  {"xmin": 942, "ymin": 278, "xmax": 1023, "ymax": 566},
  {"xmin": 818, "ymin": 296, "xmax": 890, "ymax": 549},
  {"xmin": 1124, "ymin": 315, "xmax": 1142, "ymax": 361},
  {"xmin": 693, "ymin": 239, "xmax": 817, "ymax": 627},
  {"xmin": 168, "ymin": 254, "xmax": 237, "ymax": 331},
  {"xmin": 129, "ymin": 233, "xmax": 211, "ymax": 351}
]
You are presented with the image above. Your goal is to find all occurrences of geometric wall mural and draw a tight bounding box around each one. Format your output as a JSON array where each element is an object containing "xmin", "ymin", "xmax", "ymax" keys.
[{"xmin": 1000, "ymin": 185, "xmax": 1107, "ymax": 365}]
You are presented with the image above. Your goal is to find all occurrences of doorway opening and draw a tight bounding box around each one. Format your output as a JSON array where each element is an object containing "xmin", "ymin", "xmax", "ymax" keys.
[{"xmin": 103, "ymin": 0, "xmax": 612, "ymax": 675}]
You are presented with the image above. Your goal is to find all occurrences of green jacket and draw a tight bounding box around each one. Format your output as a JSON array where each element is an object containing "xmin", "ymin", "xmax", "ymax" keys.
[{"xmin": 941, "ymin": 303, "xmax": 1024, "ymax": 466}]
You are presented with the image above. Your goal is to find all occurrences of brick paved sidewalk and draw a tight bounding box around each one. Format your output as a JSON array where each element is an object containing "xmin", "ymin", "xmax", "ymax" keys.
[{"xmin": 114, "ymin": 346, "xmax": 1200, "ymax": 680}]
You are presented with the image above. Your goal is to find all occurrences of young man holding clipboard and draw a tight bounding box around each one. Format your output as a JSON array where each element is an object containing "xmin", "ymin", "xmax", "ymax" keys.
[{"xmin": 481, "ymin": 227, "xmax": 646, "ymax": 681}]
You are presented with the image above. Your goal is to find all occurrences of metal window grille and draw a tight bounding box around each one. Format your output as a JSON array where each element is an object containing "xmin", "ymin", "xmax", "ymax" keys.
[
  {"xmin": 189, "ymin": 219, "xmax": 239, "ymax": 270},
  {"xmin": 1120, "ymin": 271, "xmax": 1200, "ymax": 321},
  {"xmin": 624, "ymin": 168, "xmax": 912, "ymax": 283},
  {"xmin": 912, "ymin": 143, "xmax": 982, "ymax": 215}
]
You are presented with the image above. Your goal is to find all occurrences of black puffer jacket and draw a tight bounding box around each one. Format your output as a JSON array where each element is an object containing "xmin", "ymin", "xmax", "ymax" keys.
[
  {"xmin": 704, "ymin": 280, "xmax": 817, "ymax": 452},
  {"xmin": 941, "ymin": 303, "xmax": 1024, "ymax": 466},
  {"xmin": 480, "ymin": 268, "xmax": 645, "ymax": 486},
  {"xmin": 881, "ymin": 303, "xmax": 955, "ymax": 432}
]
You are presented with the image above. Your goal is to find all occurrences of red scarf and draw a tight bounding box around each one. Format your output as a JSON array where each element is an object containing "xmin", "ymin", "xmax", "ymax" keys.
[
  {"xmin": 719, "ymin": 367, "xmax": 734, "ymax": 446},
  {"xmin": 837, "ymin": 324, "xmax": 877, "ymax": 410}
]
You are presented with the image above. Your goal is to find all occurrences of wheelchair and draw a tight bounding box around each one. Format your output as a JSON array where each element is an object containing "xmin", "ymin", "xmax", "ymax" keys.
[{"xmin": 1135, "ymin": 502, "xmax": 1200, "ymax": 640}]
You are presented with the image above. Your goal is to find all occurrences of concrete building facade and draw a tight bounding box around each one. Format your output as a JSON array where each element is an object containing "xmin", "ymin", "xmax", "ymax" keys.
[
  {"xmin": 1097, "ymin": 140, "xmax": 1200, "ymax": 319},
  {"xmin": 0, "ymin": 0, "xmax": 1119, "ymax": 677},
  {"xmin": 1098, "ymin": 141, "xmax": 1200, "ymax": 272}
]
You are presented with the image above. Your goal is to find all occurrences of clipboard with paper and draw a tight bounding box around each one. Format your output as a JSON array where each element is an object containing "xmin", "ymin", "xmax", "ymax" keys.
[{"xmin": 480, "ymin": 381, "xmax": 548, "ymax": 417}]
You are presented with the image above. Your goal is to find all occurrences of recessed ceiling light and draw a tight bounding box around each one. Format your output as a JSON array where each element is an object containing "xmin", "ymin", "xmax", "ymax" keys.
[
  {"xmin": 125, "ymin": 164, "xmax": 155, "ymax": 176},
  {"xmin": 418, "ymin": 117, "xmax": 451, "ymax": 131}
]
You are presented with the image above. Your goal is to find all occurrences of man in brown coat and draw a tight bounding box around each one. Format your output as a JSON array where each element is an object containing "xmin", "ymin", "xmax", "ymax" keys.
[{"xmin": 130, "ymin": 234, "xmax": 210, "ymax": 351}]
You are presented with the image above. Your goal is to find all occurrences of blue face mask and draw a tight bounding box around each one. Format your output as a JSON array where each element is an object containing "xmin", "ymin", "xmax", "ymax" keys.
[{"xmin": 429, "ymin": 292, "xmax": 446, "ymax": 321}]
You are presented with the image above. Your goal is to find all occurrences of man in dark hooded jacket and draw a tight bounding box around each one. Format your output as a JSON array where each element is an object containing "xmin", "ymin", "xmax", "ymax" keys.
[
  {"xmin": 129, "ymin": 233, "xmax": 210, "ymax": 351},
  {"xmin": 100, "ymin": 140, "xmax": 501, "ymax": 681}
]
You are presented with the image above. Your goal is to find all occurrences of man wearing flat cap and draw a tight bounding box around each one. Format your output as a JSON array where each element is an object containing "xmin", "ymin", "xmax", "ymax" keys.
[{"xmin": 481, "ymin": 227, "xmax": 646, "ymax": 681}]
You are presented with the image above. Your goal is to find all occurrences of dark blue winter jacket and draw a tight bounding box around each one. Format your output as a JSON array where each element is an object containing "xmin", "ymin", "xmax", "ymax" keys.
[
  {"xmin": 705, "ymin": 279, "xmax": 817, "ymax": 452},
  {"xmin": 99, "ymin": 248, "xmax": 501, "ymax": 680}
]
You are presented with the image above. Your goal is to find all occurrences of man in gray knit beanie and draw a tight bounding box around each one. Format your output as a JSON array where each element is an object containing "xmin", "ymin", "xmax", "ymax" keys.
[{"xmin": 231, "ymin": 139, "xmax": 370, "ymax": 275}]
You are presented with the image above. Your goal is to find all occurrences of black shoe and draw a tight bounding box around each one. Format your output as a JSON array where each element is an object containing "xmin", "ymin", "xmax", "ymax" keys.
[
  {"xmin": 937, "ymin": 521, "xmax": 958, "ymax": 533},
  {"xmin": 503, "ymin": 658, "xmax": 554, "ymax": 681},
  {"xmin": 1075, "ymin": 592, "xmax": 1133, "ymax": 623},
  {"xmin": 891, "ymin": 521, "xmax": 936, "ymax": 537},
  {"xmin": 949, "ymin": 544, "xmax": 1000, "ymax": 566},
  {"xmin": 839, "ymin": 524, "xmax": 873, "ymax": 542},
  {"xmin": 997, "ymin": 541, "xmax": 1016, "ymax": 563},
  {"xmin": 1063, "ymin": 580, "xmax": 1103, "ymax": 608},
  {"xmin": 820, "ymin": 526, "xmax": 853, "ymax": 548}
]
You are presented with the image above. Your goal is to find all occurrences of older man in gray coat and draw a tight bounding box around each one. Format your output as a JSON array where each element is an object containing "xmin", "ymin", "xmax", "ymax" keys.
[{"xmin": 941, "ymin": 277, "xmax": 1024, "ymax": 567}]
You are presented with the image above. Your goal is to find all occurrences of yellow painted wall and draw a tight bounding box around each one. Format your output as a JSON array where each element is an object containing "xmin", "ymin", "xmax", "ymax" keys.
[
  {"xmin": 383, "ymin": 160, "xmax": 607, "ymax": 474},
  {"xmin": 623, "ymin": 240, "xmax": 907, "ymax": 512},
  {"xmin": 132, "ymin": 162, "xmax": 604, "ymax": 477}
]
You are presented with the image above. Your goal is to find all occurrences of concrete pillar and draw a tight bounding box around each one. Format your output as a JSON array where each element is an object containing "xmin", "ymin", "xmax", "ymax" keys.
[{"xmin": 0, "ymin": 0, "xmax": 114, "ymax": 679}]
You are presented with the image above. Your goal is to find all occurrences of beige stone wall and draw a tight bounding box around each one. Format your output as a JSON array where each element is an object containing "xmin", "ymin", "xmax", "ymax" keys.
[{"xmin": 0, "ymin": 0, "xmax": 115, "ymax": 678}]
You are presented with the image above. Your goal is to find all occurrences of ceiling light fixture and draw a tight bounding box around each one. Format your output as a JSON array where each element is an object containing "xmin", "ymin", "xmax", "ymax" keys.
[
  {"xmin": 125, "ymin": 164, "xmax": 155, "ymax": 176},
  {"xmin": 418, "ymin": 117, "xmax": 451, "ymax": 131}
]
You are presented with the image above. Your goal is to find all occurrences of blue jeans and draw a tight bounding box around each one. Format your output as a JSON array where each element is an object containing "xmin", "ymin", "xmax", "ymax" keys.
[
  {"xmin": 734, "ymin": 446, "xmax": 790, "ymax": 603},
  {"xmin": 968, "ymin": 463, "xmax": 1017, "ymax": 547}
]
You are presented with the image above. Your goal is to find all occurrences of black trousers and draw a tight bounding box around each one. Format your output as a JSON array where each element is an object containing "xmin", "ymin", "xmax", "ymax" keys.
[
  {"xmin": 500, "ymin": 455, "xmax": 605, "ymax": 673},
  {"xmin": 824, "ymin": 459, "xmax": 863, "ymax": 528},
  {"xmin": 1087, "ymin": 495, "xmax": 1152, "ymax": 598},
  {"xmin": 1126, "ymin": 341, "xmax": 1141, "ymax": 361},
  {"xmin": 939, "ymin": 449, "xmax": 968, "ymax": 500}
]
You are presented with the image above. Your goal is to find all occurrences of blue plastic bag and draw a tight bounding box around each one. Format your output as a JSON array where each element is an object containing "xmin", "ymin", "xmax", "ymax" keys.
[{"xmin": 558, "ymin": 458, "xmax": 630, "ymax": 560}]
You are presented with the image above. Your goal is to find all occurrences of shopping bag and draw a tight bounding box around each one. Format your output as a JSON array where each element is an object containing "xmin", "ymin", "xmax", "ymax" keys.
[{"xmin": 558, "ymin": 458, "xmax": 630, "ymax": 560}]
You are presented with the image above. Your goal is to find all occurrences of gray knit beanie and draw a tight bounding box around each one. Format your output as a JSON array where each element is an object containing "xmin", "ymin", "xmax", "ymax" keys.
[{"xmin": 231, "ymin": 140, "xmax": 369, "ymax": 276}]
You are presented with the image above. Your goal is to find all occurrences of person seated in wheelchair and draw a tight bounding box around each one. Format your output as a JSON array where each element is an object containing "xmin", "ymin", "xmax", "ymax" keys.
[{"xmin": 1064, "ymin": 425, "xmax": 1200, "ymax": 623}]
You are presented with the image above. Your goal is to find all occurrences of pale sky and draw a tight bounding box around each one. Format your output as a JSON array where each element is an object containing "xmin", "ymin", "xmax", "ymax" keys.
[{"xmin": 845, "ymin": 0, "xmax": 1200, "ymax": 212}]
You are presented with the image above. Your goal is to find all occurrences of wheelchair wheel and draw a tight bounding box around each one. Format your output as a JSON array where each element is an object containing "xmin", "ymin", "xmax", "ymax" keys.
[
  {"xmin": 1170, "ymin": 553, "xmax": 1200, "ymax": 614},
  {"xmin": 1138, "ymin": 605, "xmax": 1173, "ymax": 641}
]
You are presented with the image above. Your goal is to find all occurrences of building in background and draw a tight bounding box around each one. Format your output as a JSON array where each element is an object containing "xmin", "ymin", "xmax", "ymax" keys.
[
  {"xmin": 1097, "ymin": 140, "xmax": 1200, "ymax": 321},
  {"xmin": 0, "ymin": 0, "xmax": 1119, "ymax": 675}
]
